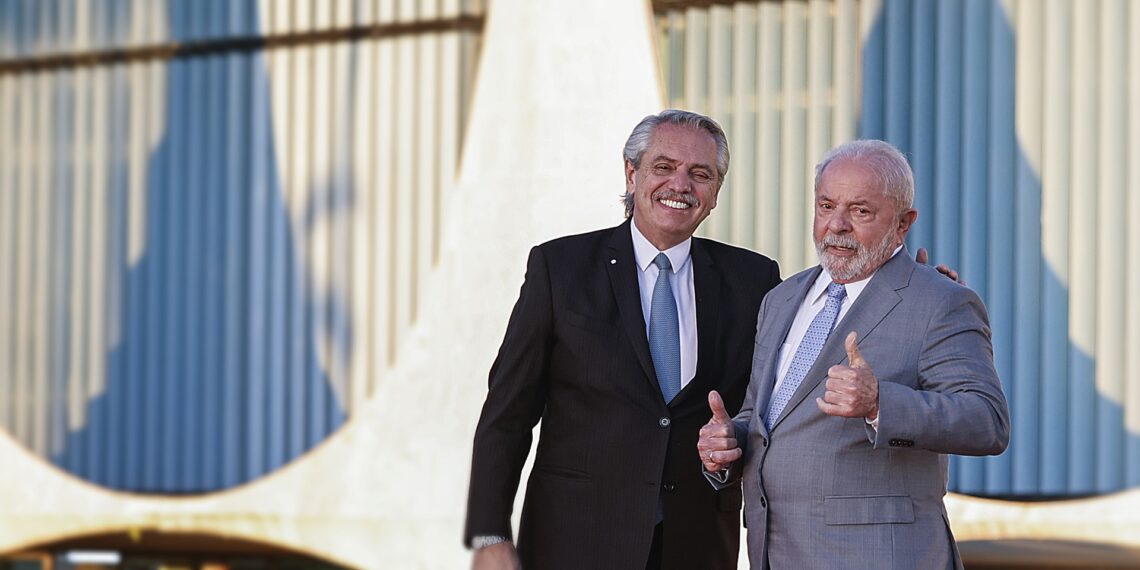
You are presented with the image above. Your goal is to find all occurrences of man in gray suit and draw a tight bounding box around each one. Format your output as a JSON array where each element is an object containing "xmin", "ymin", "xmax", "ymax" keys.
[{"xmin": 697, "ymin": 139, "xmax": 1010, "ymax": 569}]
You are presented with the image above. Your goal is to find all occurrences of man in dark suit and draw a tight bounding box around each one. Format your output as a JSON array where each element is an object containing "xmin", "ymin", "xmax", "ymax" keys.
[{"xmin": 464, "ymin": 110, "xmax": 781, "ymax": 569}]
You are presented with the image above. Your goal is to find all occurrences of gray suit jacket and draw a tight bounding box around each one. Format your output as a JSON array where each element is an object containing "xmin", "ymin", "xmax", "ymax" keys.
[{"xmin": 721, "ymin": 248, "xmax": 1009, "ymax": 569}]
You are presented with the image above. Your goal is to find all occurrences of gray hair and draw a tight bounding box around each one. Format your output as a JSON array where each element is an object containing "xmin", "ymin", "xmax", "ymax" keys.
[
  {"xmin": 621, "ymin": 109, "xmax": 730, "ymax": 218},
  {"xmin": 814, "ymin": 139, "xmax": 914, "ymax": 211}
]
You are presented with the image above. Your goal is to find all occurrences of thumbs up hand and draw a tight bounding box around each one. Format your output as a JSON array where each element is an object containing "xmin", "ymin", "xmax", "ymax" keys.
[
  {"xmin": 816, "ymin": 332, "xmax": 880, "ymax": 421},
  {"xmin": 707, "ymin": 389, "xmax": 733, "ymax": 425},
  {"xmin": 697, "ymin": 391, "xmax": 742, "ymax": 472}
]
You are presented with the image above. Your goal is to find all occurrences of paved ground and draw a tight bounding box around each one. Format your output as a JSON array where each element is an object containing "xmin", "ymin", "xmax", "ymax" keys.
[{"xmin": 961, "ymin": 539, "xmax": 1140, "ymax": 569}]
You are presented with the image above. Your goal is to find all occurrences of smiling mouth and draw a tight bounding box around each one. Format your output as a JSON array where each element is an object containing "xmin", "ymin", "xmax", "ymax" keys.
[{"xmin": 660, "ymin": 198, "xmax": 691, "ymax": 210}]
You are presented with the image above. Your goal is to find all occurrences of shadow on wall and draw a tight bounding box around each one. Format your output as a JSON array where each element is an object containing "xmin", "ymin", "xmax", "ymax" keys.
[
  {"xmin": 861, "ymin": 0, "xmax": 1126, "ymax": 497},
  {"xmin": 47, "ymin": 1, "xmax": 352, "ymax": 493}
]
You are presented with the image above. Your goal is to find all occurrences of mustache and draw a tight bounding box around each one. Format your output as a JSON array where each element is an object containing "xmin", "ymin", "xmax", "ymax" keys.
[
  {"xmin": 818, "ymin": 234, "xmax": 860, "ymax": 250},
  {"xmin": 651, "ymin": 190, "xmax": 698, "ymax": 207}
]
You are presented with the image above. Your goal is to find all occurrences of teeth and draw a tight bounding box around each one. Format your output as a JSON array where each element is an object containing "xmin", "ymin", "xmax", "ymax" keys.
[{"xmin": 661, "ymin": 199, "xmax": 690, "ymax": 209}]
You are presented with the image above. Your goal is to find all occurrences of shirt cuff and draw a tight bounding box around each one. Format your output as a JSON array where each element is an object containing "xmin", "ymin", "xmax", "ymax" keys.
[
  {"xmin": 865, "ymin": 412, "xmax": 880, "ymax": 432},
  {"xmin": 471, "ymin": 535, "xmax": 510, "ymax": 550},
  {"xmin": 704, "ymin": 468, "xmax": 731, "ymax": 484}
]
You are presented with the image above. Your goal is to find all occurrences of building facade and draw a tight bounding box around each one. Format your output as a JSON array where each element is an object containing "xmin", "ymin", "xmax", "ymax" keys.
[{"xmin": 2, "ymin": 0, "xmax": 1140, "ymax": 567}]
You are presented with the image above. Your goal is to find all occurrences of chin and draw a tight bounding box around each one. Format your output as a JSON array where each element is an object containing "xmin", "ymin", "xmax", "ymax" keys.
[
  {"xmin": 820, "ymin": 252, "xmax": 872, "ymax": 282},
  {"xmin": 821, "ymin": 261, "xmax": 856, "ymax": 282}
]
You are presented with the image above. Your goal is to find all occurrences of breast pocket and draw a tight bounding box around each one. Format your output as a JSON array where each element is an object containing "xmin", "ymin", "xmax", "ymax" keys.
[{"xmin": 749, "ymin": 341, "xmax": 783, "ymax": 386}]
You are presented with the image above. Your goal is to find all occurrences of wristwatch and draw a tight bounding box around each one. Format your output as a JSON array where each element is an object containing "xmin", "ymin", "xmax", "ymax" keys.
[{"xmin": 472, "ymin": 535, "xmax": 510, "ymax": 550}]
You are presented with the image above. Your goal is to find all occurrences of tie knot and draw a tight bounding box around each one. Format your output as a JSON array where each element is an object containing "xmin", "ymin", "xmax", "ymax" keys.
[
  {"xmin": 653, "ymin": 252, "xmax": 672, "ymax": 272},
  {"xmin": 826, "ymin": 282, "xmax": 847, "ymax": 301}
]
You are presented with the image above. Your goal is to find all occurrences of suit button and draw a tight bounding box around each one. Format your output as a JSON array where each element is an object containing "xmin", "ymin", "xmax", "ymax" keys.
[
  {"xmin": 759, "ymin": 496, "xmax": 767, "ymax": 508},
  {"xmin": 761, "ymin": 437, "xmax": 768, "ymax": 447},
  {"xmin": 659, "ymin": 417, "xmax": 671, "ymax": 428},
  {"xmin": 663, "ymin": 482, "xmax": 676, "ymax": 492}
]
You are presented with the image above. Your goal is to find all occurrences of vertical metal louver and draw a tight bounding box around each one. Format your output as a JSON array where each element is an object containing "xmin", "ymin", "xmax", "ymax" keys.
[
  {"xmin": 0, "ymin": 0, "xmax": 484, "ymax": 493},
  {"xmin": 655, "ymin": 0, "xmax": 1140, "ymax": 498}
]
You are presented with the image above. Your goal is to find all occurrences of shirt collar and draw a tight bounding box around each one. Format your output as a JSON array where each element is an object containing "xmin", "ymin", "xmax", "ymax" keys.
[{"xmin": 631, "ymin": 218, "xmax": 692, "ymax": 274}]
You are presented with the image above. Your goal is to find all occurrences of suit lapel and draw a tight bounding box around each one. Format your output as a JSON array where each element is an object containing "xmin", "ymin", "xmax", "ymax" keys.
[
  {"xmin": 605, "ymin": 222, "xmax": 658, "ymax": 390},
  {"xmin": 829, "ymin": 253, "xmax": 911, "ymax": 358},
  {"xmin": 669, "ymin": 238, "xmax": 719, "ymax": 407},
  {"xmin": 759, "ymin": 268, "xmax": 820, "ymax": 425},
  {"xmin": 771, "ymin": 250, "xmax": 913, "ymax": 431}
]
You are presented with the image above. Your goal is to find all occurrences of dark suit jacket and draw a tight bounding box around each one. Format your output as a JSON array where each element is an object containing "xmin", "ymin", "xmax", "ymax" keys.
[{"xmin": 465, "ymin": 220, "xmax": 780, "ymax": 570}]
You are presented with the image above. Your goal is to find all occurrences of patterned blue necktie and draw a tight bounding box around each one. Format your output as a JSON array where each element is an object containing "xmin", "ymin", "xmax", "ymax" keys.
[
  {"xmin": 649, "ymin": 253, "xmax": 681, "ymax": 403},
  {"xmin": 766, "ymin": 282, "xmax": 847, "ymax": 429}
]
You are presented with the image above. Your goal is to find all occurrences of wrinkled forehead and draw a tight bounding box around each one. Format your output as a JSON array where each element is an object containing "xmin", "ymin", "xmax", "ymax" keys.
[
  {"xmin": 644, "ymin": 124, "xmax": 718, "ymax": 164},
  {"xmin": 816, "ymin": 158, "xmax": 888, "ymax": 198}
]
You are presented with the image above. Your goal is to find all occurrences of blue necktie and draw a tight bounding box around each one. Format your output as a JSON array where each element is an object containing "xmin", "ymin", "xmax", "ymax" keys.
[
  {"xmin": 649, "ymin": 253, "xmax": 681, "ymax": 403},
  {"xmin": 766, "ymin": 282, "xmax": 847, "ymax": 429}
]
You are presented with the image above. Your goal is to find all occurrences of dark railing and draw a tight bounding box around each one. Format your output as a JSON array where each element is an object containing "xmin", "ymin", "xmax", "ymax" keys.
[{"xmin": 0, "ymin": 14, "xmax": 485, "ymax": 75}]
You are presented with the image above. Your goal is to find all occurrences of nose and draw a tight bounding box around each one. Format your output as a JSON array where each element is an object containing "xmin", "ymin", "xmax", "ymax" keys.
[
  {"xmin": 669, "ymin": 171, "xmax": 692, "ymax": 193},
  {"xmin": 827, "ymin": 210, "xmax": 852, "ymax": 233}
]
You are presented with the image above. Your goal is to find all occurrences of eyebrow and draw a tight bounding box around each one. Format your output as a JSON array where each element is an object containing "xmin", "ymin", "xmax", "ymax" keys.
[
  {"xmin": 647, "ymin": 154, "xmax": 714, "ymax": 172},
  {"xmin": 816, "ymin": 193, "xmax": 873, "ymax": 205}
]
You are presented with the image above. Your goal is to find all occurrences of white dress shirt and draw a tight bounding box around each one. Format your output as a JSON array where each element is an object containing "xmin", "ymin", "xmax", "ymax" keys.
[{"xmin": 631, "ymin": 220, "xmax": 698, "ymax": 390}]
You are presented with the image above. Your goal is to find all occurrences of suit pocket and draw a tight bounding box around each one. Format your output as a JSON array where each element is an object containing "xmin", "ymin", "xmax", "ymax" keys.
[
  {"xmin": 824, "ymin": 495, "xmax": 914, "ymax": 525},
  {"xmin": 533, "ymin": 463, "xmax": 592, "ymax": 481}
]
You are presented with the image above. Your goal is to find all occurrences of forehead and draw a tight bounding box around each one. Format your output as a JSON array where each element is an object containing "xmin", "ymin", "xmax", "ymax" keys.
[
  {"xmin": 816, "ymin": 157, "xmax": 889, "ymax": 201},
  {"xmin": 645, "ymin": 123, "xmax": 718, "ymax": 164}
]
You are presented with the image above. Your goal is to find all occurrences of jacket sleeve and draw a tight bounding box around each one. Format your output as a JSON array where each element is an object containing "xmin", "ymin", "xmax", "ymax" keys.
[
  {"xmin": 463, "ymin": 246, "xmax": 555, "ymax": 546},
  {"xmin": 703, "ymin": 284, "xmax": 775, "ymax": 490},
  {"xmin": 872, "ymin": 285, "xmax": 1011, "ymax": 456}
]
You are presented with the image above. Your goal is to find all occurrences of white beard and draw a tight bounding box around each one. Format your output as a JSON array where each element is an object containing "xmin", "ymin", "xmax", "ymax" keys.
[{"xmin": 815, "ymin": 228, "xmax": 898, "ymax": 282}]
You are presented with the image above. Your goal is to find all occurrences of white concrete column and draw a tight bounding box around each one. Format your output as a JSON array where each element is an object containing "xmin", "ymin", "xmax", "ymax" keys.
[{"xmin": 0, "ymin": 1, "xmax": 663, "ymax": 568}]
